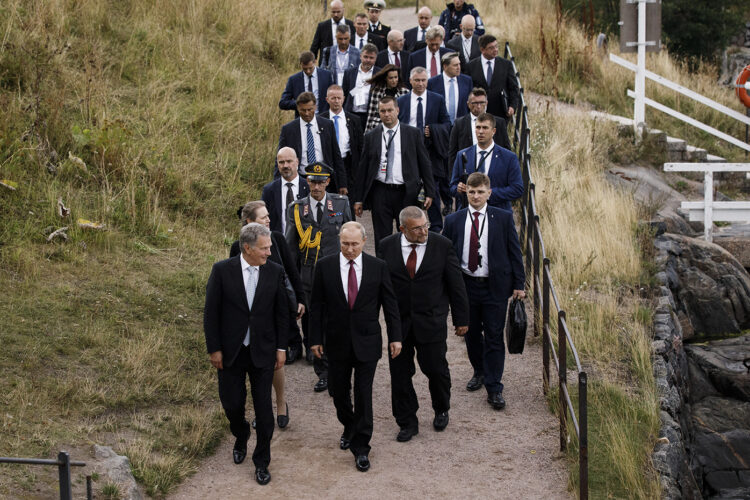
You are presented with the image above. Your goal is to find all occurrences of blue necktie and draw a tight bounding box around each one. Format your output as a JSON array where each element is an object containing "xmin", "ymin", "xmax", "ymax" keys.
[
  {"xmin": 448, "ymin": 78, "xmax": 456, "ymax": 124},
  {"xmin": 416, "ymin": 97, "xmax": 424, "ymax": 132},
  {"xmin": 477, "ymin": 150, "xmax": 489, "ymax": 173},
  {"xmin": 486, "ymin": 60, "xmax": 493, "ymax": 84},
  {"xmin": 333, "ymin": 115, "xmax": 340, "ymax": 143},
  {"xmin": 306, "ymin": 123, "xmax": 316, "ymax": 164}
]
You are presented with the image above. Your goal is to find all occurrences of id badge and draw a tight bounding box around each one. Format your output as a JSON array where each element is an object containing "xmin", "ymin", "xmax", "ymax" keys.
[{"xmin": 380, "ymin": 160, "xmax": 388, "ymax": 174}]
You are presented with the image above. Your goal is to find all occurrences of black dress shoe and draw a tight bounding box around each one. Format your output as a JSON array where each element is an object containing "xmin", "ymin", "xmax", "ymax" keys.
[
  {"xmin": 396, "ymin": 427, "xmax": 418, "ymax": 442},
  {"xmin": 255, "ymin": 466, "xmax": 271, "ymax": 485},
  {"xmin": 286, "ymin": 346, "xmax": 299, "ymax": 365},
  {"xmin": 305, "ymin": 350, "xmax": 314, "ymax": 364},
  {"xmin": 487, "ymin": 392, "xmax": 506, "ymax": 410},
  {"xmin": 355, "ymin": 454, "xmax": 370, "ymax": 472},
  {"xmin": 233, "ymin": 436, "xmax": 248, "ymax": 464},
  {"xmin": 277, "ymin": 403, "xmax": 289, "ymax": 429},
  {"xmin": 433, "ymin": 411, "xmax": 449, "ymax": 431},
  {"xmin": 339, "ymin": 433, "xmax": 351, "ymax": 450},
  {"xmin": 466, "ymin": 374, "xmax": 484, "ymax": 392},
  {"xmin": 314, "ymin": 378, "xmax": 328, "ymax": 392}
]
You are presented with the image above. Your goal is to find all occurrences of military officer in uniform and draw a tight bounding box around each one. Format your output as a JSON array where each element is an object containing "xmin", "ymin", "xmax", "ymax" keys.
[{"xmin": 285, "ymin": 162, "xmax": 353, "ymax": 393}]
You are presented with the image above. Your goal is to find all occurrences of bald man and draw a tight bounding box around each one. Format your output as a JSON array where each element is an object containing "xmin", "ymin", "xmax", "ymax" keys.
[
  {"xmin": 311, "ymin": 0, "xmax": 355, "ymax": 61},
  {"xmin": 375, "ymin": 30, "xmax": 411, "ymax": 83},
  {"xmin": 445, "ymin": 14, "xmax": 481, "ymax": 73},
  {"xmin": 404, "ymin": 6, "xmax": 433, "ymax": 52}
]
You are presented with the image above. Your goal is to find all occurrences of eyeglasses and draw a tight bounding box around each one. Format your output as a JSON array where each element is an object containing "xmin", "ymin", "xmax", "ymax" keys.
[
  {"xmin": 406, "ymin": 223, "xmax": 430, "ymax": 232},
  {"xmin": 469, "ymin": 100, "xmax": 487, "ymax": 106}
]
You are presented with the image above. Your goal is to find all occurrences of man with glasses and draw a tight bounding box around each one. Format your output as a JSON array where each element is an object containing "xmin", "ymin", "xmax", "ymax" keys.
[{"xmin": 378, "ymin": 206, "xmax": 468, "ymax": 442}]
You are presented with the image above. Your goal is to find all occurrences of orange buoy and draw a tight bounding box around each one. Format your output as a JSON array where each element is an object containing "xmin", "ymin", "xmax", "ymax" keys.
[{"xmin": 736, "ymin": 64, "xmax": 750, "ymax": 108}]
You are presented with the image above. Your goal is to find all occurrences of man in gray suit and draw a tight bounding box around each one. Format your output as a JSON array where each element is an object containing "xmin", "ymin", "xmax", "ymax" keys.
[{"xmin": 322, "ymin": 25, "xmax": 362, "ymax": 86}]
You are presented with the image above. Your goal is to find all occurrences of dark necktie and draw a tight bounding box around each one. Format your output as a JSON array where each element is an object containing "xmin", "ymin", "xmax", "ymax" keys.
[
  {"xmin": 306, "ymin": 123, "xmax": 316, "ymax": 164},
  {"xmin": 477, "ymin": 150, "xmax": 489, "ymax": 173},
  {"xmin": 316, "ymin": 201, "xmax": 323, "ymax": 224},
  {"xmin": 285, "ymin": 182, "xmax": 294, "ymax": 207},
  {"xmin": 431, "ymin": 52, "xmax": 438, "ymax": 77},
  {"xmin": 359, "ymin": 37, "xmax": 363, "ymax": 49},
  {"xmin": 486, "ymin": 60, "xmax": 493, "ymax": 84},
  {"xmin": 385, "ymin": 129, "xmax": 395, "ymax": 183},
  {"xmin": 468, "ymin": 211, "xmax": 480, "ymax": 272},
  {"xmin": 394, "ymin": 51, "xmax": 400, "ymax": 67},
  {"xmin": 347, "ymin": 260, "xmax": 358, "ymax": 309},
  {"xmin": 406, "ymin": 244, "xmax": 417, "ymax": 278},
  {"xmin": 421, "ymin": 29, "xmax": 426, "ymax": 41},
  {"xmin": 308, "ymin": 75, "xmax": 313, "ymax": 92},
  {"xmin": 416, "ymin": 96, "xmax": 424, "ymax": 131}
]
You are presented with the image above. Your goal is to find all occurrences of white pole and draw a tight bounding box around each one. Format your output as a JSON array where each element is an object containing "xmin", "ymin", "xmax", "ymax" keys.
[
  {"xmin": 704, "ymin": 170, "xmax": 713, "ymax": 242},
  {"xmin": 634, "ymin": 0, "xmax": 646, "ymax": 137}
]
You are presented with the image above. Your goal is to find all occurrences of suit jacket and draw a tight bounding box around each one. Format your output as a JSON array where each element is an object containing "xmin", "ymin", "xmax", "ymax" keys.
[
  {"xmin": 261, "ymin": 176, "xmax": 310, "ymax": 233},
  {"xmin": 426, "ymin": 73, "xmax": 473, "ymax": 120},
  {"xmin": 378, "ymin": 232, "xmax": 469, "ymax": 344},
  {"xmin": 276, "ymin": 116, "xmax": 347, "ymax": 189},
  {"xmin": 396, "ymin": 91, "xmax": 451, "ymax": 127},
  {"xmin": 309, "ymin": 252, "xmax": 401, "ymax": 362},
  {"xmin": 375, "ymin": 49, "xmax": 411, "ymax": 82},
  {"xmin": 448, "ymin": 113, "xmax": 511, "ymax": 168},
  {"xmin": 467, "ymin": 56, "xmax": 520, "ymax": 118},
  {"xmin": 403, "ymin": 26, "xmax": 429, "ymax": 52},
  {"xmin": 449, "ymin": 143, "xmax": 524, "ymax": 211},
  {"xmin": 321, "ymin": 46, "xmax": 361, "ymax": 82},
  {"xmin": 319, "ymin": 110, "xmax": 363, "ymax": 183},
  {"xmin": 310, "ymin": 18, "xmax": 356, "ymax": 61},
  {"xmin": 442, "ymin": 206, "xmax": 525, "ymax": 302},
  {"xmin": 367, "ymin": 21, "xmax": 390, "ymax": 39},
  {"xmin": 353, "ymin": 31, "xmax": 386, "ymax": 52},
  {"xmin": 204, "ymin": 256, "xmax": 289, "ymax": 368},
  {"xmin": 397, "ymin": 91, "xmax": 452, "ymax": 178},
  {"xmin": 445, "ymin": 34, "xmax": 480, "ymax": 73},
  {"xmin": 341, "ymin": 66, "xmax": 381, "ymax": 113},
  {"xmin": 279, "ymin": 68, "xmax": 334, "ymax": 115},
  {"xmin": 356, "ymin": 123, "xmax": 436, "ymax": 207},
  {"xmin": 406, "ymin": 47, "xmax": 452, "ymax": 77}
]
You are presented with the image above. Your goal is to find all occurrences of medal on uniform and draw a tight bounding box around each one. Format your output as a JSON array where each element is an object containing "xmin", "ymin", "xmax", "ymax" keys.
[
  {"xmin": 303, "ymin": 204, "xmax": 309, "ymax": 217},
  {"xmin": 327, "ymin": 199, "xmax": 333, "ymax": 212}
]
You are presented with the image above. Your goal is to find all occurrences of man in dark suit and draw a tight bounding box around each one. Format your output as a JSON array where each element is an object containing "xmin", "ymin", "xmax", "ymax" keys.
[
  {"xmin": 353, "ymin": 12, "xmax": 385, "ymax": 52},
  {"xmin": 403, "ymin": 6, "xmax": 433, "ymax": 51},
  {"xmin": 310, "ymin": 221, "xmax": 402, "ymax": 472},
  {"xmin": 378, "ymin": 206, "xmax": 469, "ymax": 442},
  {"xmin": 321, "ymin": 25, "xmax": 361, "ymax": 85},
  {"xmin": 341, "ymin": 43, "xmax": 380, "ymax": 125},
  {"xmin": 322, "ymin": 85, "xmax": 364, "ymax": 206},
  {"xmin": 204, "ymin": 223, "xmax": 289, "ymax": 485},
  {"xmin": 426, "ymin": 52, "xmax": 473, "ymax": 124},
  {"xmin": 445, "ymin": 14, "xmax": 480, "ymax": 73},
  {"xmin": 277, "ymin": 92, "xmax": 348, "ymax": 194},
  {"xmin": 364, "ymin": 0, "xmax": 390, "ymax": 39},
  {"xmin": 262, "ymin": 147, "xmax": 310, "ymax": 234},
  {"xmin": 353, "ymin": 96, "xmax": 436, "ymax": 254},
  {"xmin": 443, "ymin": 173, "xmax": 525, "ymax": 410},
  {"xmin": 449, "ymin": 113, "xmax": 523, "ymax": 211},
  {"xmin": 279, "ymin": 51, "xmax": 334, "ymax": 115},
  {"xmin": 448, "ymin": 87, "xmax": 511, "ymax": 171},
  {"xmin": 407, "ymin": 26, "xmax": 451, "ymax": 79},
  {"xmin": 375, "ymin": 30, "xmax": 410, "ymax": 83},
  {"xmin": 310, "ymin": 0, "xmax": 355, "ymax": 61},
  {"xmin": 398, "ymin": 67, "xmax": 451, "ymax": 230},
  {"xmin": 467, "ymin": 34, "xmax": 520, "ymax": 119}
]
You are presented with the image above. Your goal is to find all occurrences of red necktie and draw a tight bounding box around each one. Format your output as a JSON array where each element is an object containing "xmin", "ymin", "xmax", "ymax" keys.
[
  {"xmin": 406, "ymin": 244, "xmax": 417, "ymax": 278},
  {"xmin": 431, "ymin": 52, "xmax": 438, "ymax": 77},
  {"xmin": 468, "ymin": 211, "xmax": 480, "ymax": 272},
  {"xmin": 347, "ymin": 260, "xmax": 358, "ymax": 309},
  {"xmin": 394, "ymin": 52, "xmax": 401, "ymax": 67}
]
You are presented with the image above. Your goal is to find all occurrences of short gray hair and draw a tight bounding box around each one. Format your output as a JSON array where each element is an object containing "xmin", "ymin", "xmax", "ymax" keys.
[
  {"xmin": 240, "ymin": 200, "xmax": 266, "ymax": 223},
  {"xmin": 240, "ymin": 223, "xmax": 271, "ymax": 249},
  {"xmin": 441, "ymin": 51, "xmax": 459, "ymax": 67},
  {"xmin": 399, "ymin": 206, "xmax": 426, "ymax": 226},
  {"xmin": 410, "ymin": 66, "xmax": 427, "ymax": 79},
  {"xmin": 341, "ymin": 221, "xmax": 366, "ymax": 239},
  {"xmin": 426, "ymin": 26, "xmax": 444, "ymax": 41},
  {"xmin": 336, "ymin": 24, "xmax": 350, "ymax": 35}
]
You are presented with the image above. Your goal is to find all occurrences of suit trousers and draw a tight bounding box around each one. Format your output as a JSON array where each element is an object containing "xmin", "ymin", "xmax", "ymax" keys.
[
  {"xmin": 463, "ymin": 276, "xmax": 508, "ymax": 394},
  {"xmin": 370, "ymin": 181, "xmax": 408, "ymax": 254},
  {"xmin": 342, "ymin": 154, "xmax": 356, "ymax": 222},
  {"xmin": 217, "ymin": 345, "xmax": 274, "ymax": 468},
  {"xmin": 426, "ymin": 194, "xmax": 443, "ymax": 233},
  {"xmin": 388, "ymin": 321, "xmax": 451, "ymax": 430},
  {"xmin": 328, "ymin": 354, "xmax": 378, "ymax": 457}
]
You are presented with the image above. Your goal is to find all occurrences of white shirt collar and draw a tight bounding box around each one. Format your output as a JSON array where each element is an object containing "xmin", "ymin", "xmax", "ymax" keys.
[
  {"xmin": 331, "ymin": 109, "xmax": 346, "ymax": 119},
  {"xmin": 281, "ymin": 174, "xmax": 299, "ymax": 187},
  {"xmin": 340, "ymin": 252, "xmax": 363, "ymax": 267},
  {"xmin": 481, "ymin": 54, "xmax": 493, "ymax": 65},
  {"xmin": 311, "ymin": 193, "xmax": 326, "ymax": 207},
  {"xmin": 477, "ymin": 141, "xmax": 495, "ymax": 154},
  {"xmin": 383, "ymin": 121, "xmax": 399, "ymax": 132},
  {"xmin": 359, "ymin": 65, "xmax": 373, "ymax": 75},
  {"xmin": 301, "ymin": 117, "xmax": 319, "ymax": 131},
  {"xmin": 240, "ymin": 253, "xmax": 259, "ymax": 272},
  {"xmin": 443, "ymin": 72, "xmax": 456, "ymax": 85},
  {"xmin": 462, "ymin": 34, "xmax": 472, "ymax": 43},
  {"xmin": 400, "ymin": 233, "xmax": 427, "ymax": 248},
  {"xmin": 469, "ymin": 203, "xmax": 488, "ymax": 216}
]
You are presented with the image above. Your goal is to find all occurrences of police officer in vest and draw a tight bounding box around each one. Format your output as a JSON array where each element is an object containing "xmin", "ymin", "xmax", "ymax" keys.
[{"xmin": 285, "ymin": 162, "xmax": 353, "ymax": 393}]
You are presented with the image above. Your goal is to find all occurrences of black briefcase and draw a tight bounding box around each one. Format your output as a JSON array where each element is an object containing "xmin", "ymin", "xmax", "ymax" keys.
[{"xmin": 506, "ymin": 298, "xmax": 527, "ymax": 354}]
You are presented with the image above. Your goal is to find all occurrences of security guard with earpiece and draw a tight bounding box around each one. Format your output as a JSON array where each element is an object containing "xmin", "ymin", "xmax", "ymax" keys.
[{"xmin": 285, "ymin": 162, "xmax": 353, "ymax": 393}]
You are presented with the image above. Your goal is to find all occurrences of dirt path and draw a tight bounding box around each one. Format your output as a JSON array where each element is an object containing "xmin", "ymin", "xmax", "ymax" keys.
[{"xmin": 169, "ymin": 8, "xmax": 571, "ymax": 499}]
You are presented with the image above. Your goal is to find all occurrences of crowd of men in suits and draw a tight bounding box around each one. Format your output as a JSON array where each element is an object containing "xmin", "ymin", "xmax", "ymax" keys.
[{"xmin": 203, "ymin": 0, "xmax": 526, "ymax": 485}]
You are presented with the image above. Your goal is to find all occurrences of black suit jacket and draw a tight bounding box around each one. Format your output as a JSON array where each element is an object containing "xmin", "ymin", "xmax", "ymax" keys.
[
  {"xmin": 403, "ymin": 27, "xmax": 429, "ymax": 52},
  {"xmin": 445, "ymin": 34, "xmax": 480, "ymax": 73},
  {"xmin": 448, "ymin": 113, "xmax": 511, "ymax": 167},
  {"xmin": 375, "ymin": 49, "xmax": 411, "ymax": 82},
  {"xmin": 310, "ymin": 252, "xmax": 401, "ymax": 362},
  {"xmin": 406, "ymin": 47, "xmax": 452, "ymax": 76},
  {"xmin": 378, "ymin": 233, "xmax": 469, "ymax": 344},
  {"xmin": 367, "ymin": 21, "xmax": 390, "ymax": 40},
  {"xmin": 319, "ymin": 110, "xmax": 363, "ymax": 182},
  {"xmin": 311, "ymin": 19, "xmax": 356, "ymax": 61},
  {"xmin": 276, "ymin": 116, "xmax": 347, "ymax": 189},
  {"xmin": 261, "ymin": 177, "xmax": 310, "ymax": 233},
  {"xmin": 204, "ymin": 256, "xmax": 289, "ymax": 368},
  {"xmin": 356, "ymin": 123, "xmax": 436, "ymax": 207},
  {"xmin": 467, "ymin": 56, "xmax": 520, "ymax": 118}
]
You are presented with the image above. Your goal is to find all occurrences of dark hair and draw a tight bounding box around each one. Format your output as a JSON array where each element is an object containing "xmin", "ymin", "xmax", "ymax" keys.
[
  {"xmin": 367, "ymin": 64, "xmax": 404, "ymax": 89},
  {"xmin": 476, "ymin": 112, "xmax": 496, "ymax": 128},
  {"xmin": 478, "ymin": 34, "xmax": 497, "ymax": 50},
  {"xmin": 379, "ymin": 95, "xmax": 398, "ymax": 107},
  {"xmin": 470, "ymin": 87, "xmax": 487, "ymax": 98},
  {"xmin": 354, "ymin": 12, "xmax": 368, "ymax": 20},
  {"xmin": 297, "ymin": 91, "xmax": 317, "ymax": 106},
  {"xmin": 361, "ymin": 43, "xmax": 378, "ymax": 55},
  {"xmin": 299, "ymin": 51, "xmax": 316, "ymax": 65},
  {"xmin": 467, "ymin": 172, "xmax": 491, "ymax": 188}
]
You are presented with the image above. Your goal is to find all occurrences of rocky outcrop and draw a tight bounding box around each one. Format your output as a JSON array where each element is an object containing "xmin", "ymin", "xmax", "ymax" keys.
[{"xmin": 92, "ymin": 445, "xmax": 142, "ymax": 500}]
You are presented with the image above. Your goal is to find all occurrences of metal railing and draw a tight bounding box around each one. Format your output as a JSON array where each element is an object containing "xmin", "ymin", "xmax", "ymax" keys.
[
  {"xmin": 0, "ymin": 451, "xmax": 92, "ymax": 500},
  {"xmin": 505, "ymin": 42, "xmax": 589, "ymax": 499}
]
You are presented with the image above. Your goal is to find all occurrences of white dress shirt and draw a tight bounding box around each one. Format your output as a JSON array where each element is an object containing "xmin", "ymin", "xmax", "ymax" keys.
[
  {"xmin": 299, "ymin": 118, "xmax": 323, "ymax": 168},
  {"xmin": 335, "ymin": 48, "xmax": 350, "ymax": 85},
  {"xmin": 311, "ymin": 194, "xmax": 327, "ymax": 222},
  {"xmin": 442, "ymin": 73, "xmax": 459, "ymax": 119},
  {"xmin": 481, "ymin": 54, "xmax": 494, "ymax": 84},
  {"xmin": 461, "ymin": 203, "xmax": 489, "ymax": 277},
  {"xmin": 408, "ymin": 91, "xmax": 427, "ymax": 128},
  {"xmin": 330, "ymin": 109, "xmax": 350, "ymax": 157},
  {"xmin": 475, "ymin": 141, "xmax": 495, "ymax": 174},
  {"xmin": 426, "ymin": 50, "xmax": 442, "ymax": 76},
  {"xmin": 377, "ymin": 122, "xmax": 403, "ymax": 184},
  {"xmin": 388, "ymin": 49, "xmax": 400, "ymax": 65},
  {"xmin": 352, "ymin": 65, "xmax": 373, "ymax": 112},
  {"xmin": 240, "ymin": 254, "xmax": 259, "ymax": 346},
  {"xmin": 400, "ymin": 234, "xmax": 427, "ymax": 273},
  {"xmin": 354, "ymin": 33, "xmax": 368, "ymax": 50},
  {"xmin": 280, "ymin": 175, "xmax": 300, "ymax": 234},
  {"xmin": 340, "ymin": 252, "xmax": 363, "ymax": 303}
]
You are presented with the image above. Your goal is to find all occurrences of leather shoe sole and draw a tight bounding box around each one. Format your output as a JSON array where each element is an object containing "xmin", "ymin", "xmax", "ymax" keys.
[
  {"xmin": 340, "ymin": 434, "xmax": 351, "ymax": 450},
  {"xmin": 433, "ymin": 411, "xmax": 449, "ymax": 431},
  {"xmin": 487, "ymin": 392, "xmax": 506, "ymax": 410},
  {"xmin": 396, "ymin": 427, "xmax": 418, "ymax": 442},
  {"xmin": 355, "ymin": 454, "xmax": 370, "ymax": 472},
  {"xmin": 314, "ymin": 378, "xmax": 328, "ymax": 392},
  {"xmin": 255, "ymin": 467, "xmax": 271, "ymax": 485},
  {"xmin": 466, "ymin": 375, "xmax": 484, "ymax": 392}
]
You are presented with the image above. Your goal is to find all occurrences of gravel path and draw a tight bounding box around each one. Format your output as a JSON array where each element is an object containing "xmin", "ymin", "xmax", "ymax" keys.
[{"xmin": 169, "ymin": 8, "xmax": 571, "ymax": 499}]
